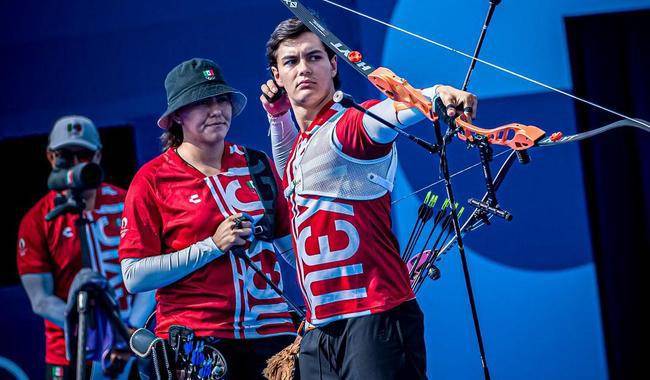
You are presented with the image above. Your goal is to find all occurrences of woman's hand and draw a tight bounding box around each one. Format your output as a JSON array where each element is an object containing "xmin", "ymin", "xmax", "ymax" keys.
[
  {"xmin": 260, "ymin": 79, "xmax": 291, "ymax": 117},
  {"xmin": 211, "ymin": 213, "xmax": 252, "ymax": 252}
]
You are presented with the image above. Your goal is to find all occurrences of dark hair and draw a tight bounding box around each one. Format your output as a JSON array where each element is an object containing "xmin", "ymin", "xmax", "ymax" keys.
[
  {"xmin": 266, "ymin": 18, "xmax": 341, "ymax": 89},
  {"xmin": 159, "ymin": 93, "xmax": 235, "ymax": 151},
  {"xmin": 160, "ymin": 122, "xmax": 183, "ymax": 151}
]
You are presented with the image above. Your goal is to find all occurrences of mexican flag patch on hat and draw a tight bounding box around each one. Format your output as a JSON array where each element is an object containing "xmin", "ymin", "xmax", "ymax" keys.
[{"xmin": 203, "ymin": 69, "xmax": 215, "ymax": 80}]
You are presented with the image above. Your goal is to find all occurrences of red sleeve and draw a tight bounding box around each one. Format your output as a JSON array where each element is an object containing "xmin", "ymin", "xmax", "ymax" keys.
[
  {"xmin": 17, "ymin": 203, "xmax": 52, "ymax": 275},
  {"xmin": 118, "ymin": 173, "xmax": 164, "ymax": 261},
  {"xmin": 335, "ymin": 99, "xmax": 393, "ymax": 160},
  {"xmin": 270, "ymin": 159, "xmax": 291, "ymax": 238}
]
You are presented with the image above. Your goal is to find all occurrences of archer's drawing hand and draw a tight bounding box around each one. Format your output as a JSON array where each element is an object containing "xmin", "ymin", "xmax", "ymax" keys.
[{"xmin": 260, "ymin": 79, "xmax": 291, "ymax": 117}]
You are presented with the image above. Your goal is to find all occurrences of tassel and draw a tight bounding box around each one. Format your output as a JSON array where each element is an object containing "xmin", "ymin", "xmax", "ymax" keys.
[{"xmin": 263, "ymin": 334, "xmax": 302, "ymax": 380}]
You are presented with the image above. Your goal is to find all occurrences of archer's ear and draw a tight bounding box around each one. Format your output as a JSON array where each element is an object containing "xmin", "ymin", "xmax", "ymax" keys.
[
  {"xmin": 171, "ymin": 112, "xmax": 182, "ymax": 124},
  {"xmin": 46, "ymin": 150, "xmax": 56, "ymax": 168},
  {"xmin": 93, "ymin": 150, "xmax": 102, "ymax": 165},
  {"xmin": 330, "ymin": 55, "xmax": 338, "ymax": 78},
  {"xmin": 271, "ymin": 66, "xmax": 284, "ymax": 87}
]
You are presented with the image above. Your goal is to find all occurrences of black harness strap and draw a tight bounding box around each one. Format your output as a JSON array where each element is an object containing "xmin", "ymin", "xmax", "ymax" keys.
[{"xmin": 244, "ymin": 148, "xmax": 278, "ymax": 242}]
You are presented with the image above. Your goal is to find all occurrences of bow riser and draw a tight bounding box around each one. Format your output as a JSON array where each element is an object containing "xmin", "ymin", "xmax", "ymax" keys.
[{"xmin": 367, "ymin": 67, "xmax": 437, "ymax": 120}]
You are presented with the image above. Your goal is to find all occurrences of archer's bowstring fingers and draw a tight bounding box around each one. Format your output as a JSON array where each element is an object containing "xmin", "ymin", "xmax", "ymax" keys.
[{"xmin": 319, "ymin": 0, "xmax": 650, "ymax": 130}]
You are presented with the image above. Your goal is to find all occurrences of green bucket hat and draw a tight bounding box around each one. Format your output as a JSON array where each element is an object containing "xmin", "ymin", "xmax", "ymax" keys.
[{"xmin": 157, "ymin": 58, "xmax": 247, "ymax": 129}]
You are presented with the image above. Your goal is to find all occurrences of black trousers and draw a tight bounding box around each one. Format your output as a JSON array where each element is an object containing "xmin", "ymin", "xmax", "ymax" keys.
[
  {"xmin": 298, "ymin": 300, "xmax": 427, "ymax": 380},
  {"xmin": 212, "ymin": 335, "xmax": 296, "ymax": 380}
]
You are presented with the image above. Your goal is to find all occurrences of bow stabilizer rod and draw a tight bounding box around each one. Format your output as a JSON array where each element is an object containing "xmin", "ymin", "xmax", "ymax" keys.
[{"xmin": 462, "ymin": 0, "xmax": 502, "ymax": 91}]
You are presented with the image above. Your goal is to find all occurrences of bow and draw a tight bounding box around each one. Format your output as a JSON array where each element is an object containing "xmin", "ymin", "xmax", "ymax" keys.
[
  {"xmin": 280, "ymin": 0, "xmax": 650, "ymax": 199},
  {"xmin": 278, "ymin": 1, "xmax": 503, "ymax": 379},
  {"xmin": 276, "ymin": 1, "xmax": 649, "ymax": 379}
]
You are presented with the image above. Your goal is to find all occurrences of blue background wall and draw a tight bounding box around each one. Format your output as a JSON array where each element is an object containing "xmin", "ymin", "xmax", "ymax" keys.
[{"xmin": 1, "ymin": 0, "xmax": 648, "ymax": 379}]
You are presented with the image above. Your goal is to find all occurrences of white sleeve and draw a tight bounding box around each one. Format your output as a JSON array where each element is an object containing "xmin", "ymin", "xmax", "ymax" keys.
[
  {"xmin": 362, "ymin": 86, "xmax": 438, "ymax": 144},
  {"xmin": 268, "ymin": 112, "xmax": 298, "ymax": 178},
  {"xmin": 20, "ymin": 273, "xmax": 67, "ymax": 328},
  {"xmin": 120, "ymin": 237, "xmax": 224, "ymax": 293},
  {"xmin": 273, "ymin": 234, "xmax": 295, "ymax": 268},
  {"xmin": 126, "ymin": 290, "xmax": 156, "ymax": 328}
]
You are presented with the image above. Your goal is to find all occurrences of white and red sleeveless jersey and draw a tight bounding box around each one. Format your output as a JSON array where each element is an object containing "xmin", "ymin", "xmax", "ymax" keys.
[
  {"xmin": 118, "ymin": 142, "xmax": 295, "ymax": 340},
  {"xmin": 17, "ymin": 183, "xmax": 130, "ymax": 365},
  {"xmin": 284, "ymin": 100, "xmax": 415, "ymax": 326}
]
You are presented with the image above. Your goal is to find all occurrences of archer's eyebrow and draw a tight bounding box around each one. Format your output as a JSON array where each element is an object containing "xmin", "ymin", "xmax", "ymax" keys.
[
  {"xmin": 305, "ymin": 48, "xmax": 325, "ymax": 56},
  {"xmin": 280, "ymin": 48, "xmax": 326, "ymax": 61},
  {"xmin": 280, "ymin": 53, "xmax": 298, "ymax": 62}
]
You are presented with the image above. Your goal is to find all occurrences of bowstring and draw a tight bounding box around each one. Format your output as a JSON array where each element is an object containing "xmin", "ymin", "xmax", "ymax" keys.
[{"xmin": 392, "ymin": 149, "xmax": 511, "ymax": 205}]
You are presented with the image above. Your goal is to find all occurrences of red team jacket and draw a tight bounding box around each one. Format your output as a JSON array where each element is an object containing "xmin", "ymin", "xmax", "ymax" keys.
[
  {"xmin": 118, "ymin": 143, "xmax": 295, "ymax": 340},
  {"xmin": 284, "ymin": 100, "xmax": 415, "ymax": 326},
  {"xmin": 17, "ymin": 183, "xmax": 130, "ymax": 365}
]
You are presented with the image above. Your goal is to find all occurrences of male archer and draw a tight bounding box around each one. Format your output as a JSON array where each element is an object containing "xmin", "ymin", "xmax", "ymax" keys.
[{"xmin": 260, "ymin": 18, "xmax": 478, "ymax": 379}]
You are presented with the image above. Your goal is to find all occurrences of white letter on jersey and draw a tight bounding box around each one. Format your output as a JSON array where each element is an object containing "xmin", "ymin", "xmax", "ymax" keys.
[
  {"xmin": 293, "ymin": 194, "xmax": 354, "ymax": 228},
  {"xmin": 225, "ymin": 180, "xmax": 264, "ymax": 212},
  {"xmin": 298, "ymin": 220, "xmax": 360, "ymax": 266},
  {"xmin": 303, "ymin": 264, "xmax": 368, "ymax": 324}
]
